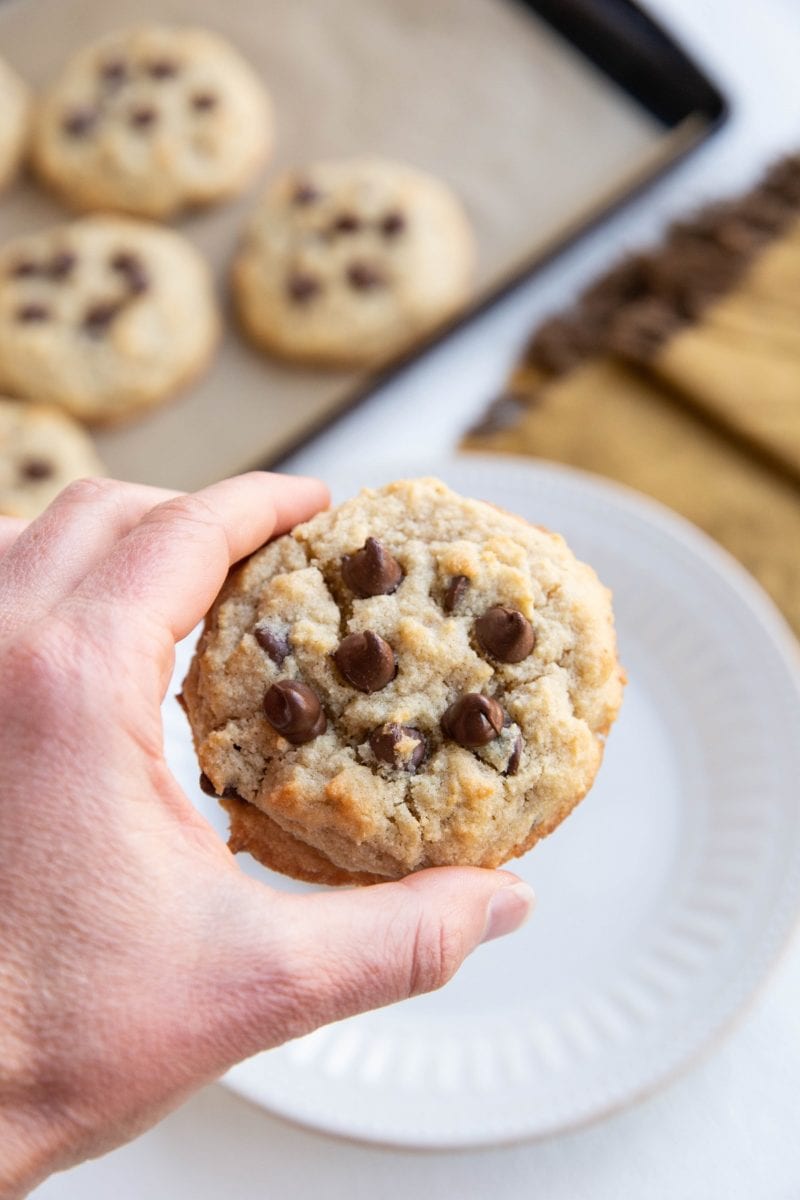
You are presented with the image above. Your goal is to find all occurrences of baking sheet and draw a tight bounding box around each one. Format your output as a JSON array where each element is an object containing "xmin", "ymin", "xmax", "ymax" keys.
[{"xmin": 0, "ymin": 0, "xmax": 665, "ymax": 489}]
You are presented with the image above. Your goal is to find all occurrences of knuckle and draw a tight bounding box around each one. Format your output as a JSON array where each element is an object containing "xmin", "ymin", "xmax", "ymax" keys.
[
  {"xmin": 142, "ymin": 494, "xmax": 229, "ymax": 553},
  {"xmin": 57, "ymin": 475, "xmax": 118, "ymax": 508}
]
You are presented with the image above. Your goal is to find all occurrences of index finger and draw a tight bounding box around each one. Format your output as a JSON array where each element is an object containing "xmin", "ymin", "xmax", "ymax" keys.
[{"xmin": 67, "ymin": 472, "xmax": 329, "ymax": 643}]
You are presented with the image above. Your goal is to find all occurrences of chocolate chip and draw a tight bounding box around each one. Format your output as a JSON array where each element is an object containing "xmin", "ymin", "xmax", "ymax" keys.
[
  {"xmin": 100, "ymin": 59, "xmax": 128, "ymax": 88},
  {"xmin": 48, "ymin": 251, "xmax": 76, "ymax": 281},
  {"xmin": 332, "ymin": 212, "xmax": 361, "ymax": 234},
  {"xmin": 475, "ymin": 606, "xmax": 535, "ymax": 663},
  {"xmin": 191, "ymin": 92, "xmax": 218, "ymax": 112},
  {"xmin": 333, "ymin": 631, "xmax": 397, "ymax": 693},
  {"xmin": 82, "ymin": 301, "xmax": 122, "ymax": 336},
  {"xmin": 370, "ymin": 722, "xmax": 427, "ymax": 772},
  {"xmin": 347, "ymin": 261, "xmax": 387, "ymax": 290},
  {"xmin": 466, "ymin": 392, "xmax": 527, "ymax": 439},
  {"xmin": 441, "ymin": 694, "xmax": 505, "ymax": 749},
  {"xmin": 287, "ymin": 272, "xmax": 321, "ymax": 304},
  {"xmin": 129, "ymin": 106, "xmax": 157, "ymax": 130},
  {"xmin": 443, "ymin": 574, "xmax": 469, "ymax": 613},
  {"xmin": 341, "ymin": 537, "xmax": 403, "ymax": 597},
  {"xmin": 380, "ymin": 211, "xmax": 406, "ymax": 237},
  {"xmin": 147, "ymin": 58, "xmax": 179, "ymax": 79},
  {"xmin": 292, "ymin": 181, "xmax": 320, "ymax": 206},
  {"xmin": 505, "ymin": 733, "xmax": 522, "ymax": 777},
  {"xmin": 199, "ymin": 772, "xmax": 241, "ymax": 799},
  {"xmin": 19, "ymin": 457, "xmax": 54, "ymax": 481},
  {"xmin": 62, "ymin": 107, "xmax": 98, "ymax": 137},
  {"xmin": 110, "ymin": 251, "xmax": 149, "ymax": 295},
  {"xmin": 10, "ymin": 260, "xmax": 39, "ymax": 278},
  {"xmin": 263, "ymin": 680, "xmax": 326, "ymax": 744},
  {"xmin": 254, "ymin": 625, "xmax": 290, "ymax": 666},
  {"xmin": 16, "ymin": 304, "xmax": 49, "ymax": 323}
]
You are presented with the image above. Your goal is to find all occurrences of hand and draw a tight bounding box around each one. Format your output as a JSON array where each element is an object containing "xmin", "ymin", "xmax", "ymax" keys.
[{"xmin": 0, "ymin": 473, "xmax": 534, "ymax": 1197}]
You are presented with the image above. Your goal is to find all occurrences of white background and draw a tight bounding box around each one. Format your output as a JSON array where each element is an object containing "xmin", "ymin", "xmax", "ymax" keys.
[{"xmin": 35, "ymin": 0, "xmax": 800, "ymax": 1196}]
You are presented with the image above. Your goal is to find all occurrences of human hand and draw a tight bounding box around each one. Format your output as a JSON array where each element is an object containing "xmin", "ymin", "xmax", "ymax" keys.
[{"xmin": 0, "ymin": 473, "xmax": 534, "ymax": 1197}]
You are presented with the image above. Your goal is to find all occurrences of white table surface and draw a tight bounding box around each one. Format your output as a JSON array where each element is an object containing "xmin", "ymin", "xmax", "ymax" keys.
[{"xmin": 34, "ymin": 1, "xmax": 800, "ymax": 1196}]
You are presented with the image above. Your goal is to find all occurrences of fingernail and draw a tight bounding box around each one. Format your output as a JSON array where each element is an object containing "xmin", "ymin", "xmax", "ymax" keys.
[{"xmin": 481, "ymin": 881, "xmax": 536, "ymax": 944}]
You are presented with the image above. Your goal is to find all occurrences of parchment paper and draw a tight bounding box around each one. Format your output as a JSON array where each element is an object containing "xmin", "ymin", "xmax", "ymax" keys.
[{"xmin": 0, "ymin": 0, "xmax": 664, "ymax": 489}]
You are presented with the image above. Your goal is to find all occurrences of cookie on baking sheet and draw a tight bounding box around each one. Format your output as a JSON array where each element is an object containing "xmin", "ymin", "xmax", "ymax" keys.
[
  {"xmin": 182, "ymin": 478, "xmax": 624, "ymax": 885},
  {"xmin": 0, "ymin": 215, "xmax": 220, "ymax": 424},
  {"xmin": 231, "ymin": 159, "xmax": 475, "ymax": 367},
  {"xmin": 0, "ymin": 55, "xmax": 30, "ymax": 193},
  {"xmin": 31, "ymin": 26, "xmax": 272, "ymax": 219},
  {"xmin": 0, "ymin": 396, "xmax": 104, "ymax": 518}
]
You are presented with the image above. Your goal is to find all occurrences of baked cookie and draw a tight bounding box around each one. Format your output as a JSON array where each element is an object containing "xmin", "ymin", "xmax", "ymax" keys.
[
  {"xmin": 0, "ymin": 396, "xmax": 104, "ymax": 518},
  {"xmin": 182, "ymin": 478, "xmax": 624, "ymax": 885},
  {"xmin": 31, "ymin": 26, "xmax": 272, "ymax": 218},
  {"xmin": 0, "ymin": 215, "xmax": 220, "ymax": 424},
  {"xmin": 0, "ymin": 55, "xmax": 31, "ymax": 193},
  {"xmin": 232, "ymin": 159, "xmax": 475, "ymax": 367}
]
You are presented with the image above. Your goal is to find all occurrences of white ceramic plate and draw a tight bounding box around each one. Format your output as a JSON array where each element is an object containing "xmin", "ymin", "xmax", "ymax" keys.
[{"xmin": 163, "ymin": 455, "xmax": 800, "ymax": 1149}]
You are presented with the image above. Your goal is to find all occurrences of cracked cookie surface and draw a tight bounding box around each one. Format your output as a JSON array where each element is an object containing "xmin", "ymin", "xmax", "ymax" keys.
[
  {"xmin": 232, "ymin": 158, "xmax": 475, "ymax": 367},
  {"xmin": 0, "ymin": 396, "xmax": 103, "ymax": 517},
  {"xmin": 182, "ymin": 478, "xmax": 624, "ymax": 884},
  {"xmin": 31, "ymin": 25, "xmax": 272, "ymax": 218},
  {"xmin": 0, "ymin": 215, "xmax": 220, "ymax": 423}
]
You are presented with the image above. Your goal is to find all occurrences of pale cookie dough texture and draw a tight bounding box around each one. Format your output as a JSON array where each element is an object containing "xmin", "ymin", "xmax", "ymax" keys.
[
  {"xmin": 0, "ymin": 55, "xmax": 31, "ymax": 193},
  {"xmin": 0, "ymin": 215, "xmax": 220, "ymax": 424},
  {"xmin": 0, "ymin": 396, "xmax": 104, "ymax": 518},
  {"xmin": 232, "ymin": 159, "xmax": 475, "ymax": 367},
  {"xmin": 31, "ymin": 26, "xmax": 272, "ymax": 218},
  {"xmin": 182, "ymin": 478, "xmax": 624, "ymax": 885}
]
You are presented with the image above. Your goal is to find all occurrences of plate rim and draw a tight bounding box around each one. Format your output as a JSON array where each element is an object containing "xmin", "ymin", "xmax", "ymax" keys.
[{"xmin": 218, "ymin": 453, "xmax": 800, "ymax": 1148}]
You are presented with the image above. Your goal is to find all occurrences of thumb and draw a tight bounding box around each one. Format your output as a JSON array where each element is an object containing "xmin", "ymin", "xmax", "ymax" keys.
[{"xmin": 220, "ymin": 868, "xmax": 535, "ymax": 1056}]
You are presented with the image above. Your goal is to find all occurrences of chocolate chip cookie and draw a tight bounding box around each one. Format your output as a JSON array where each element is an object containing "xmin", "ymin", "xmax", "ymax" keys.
[
  {"xmin": 0, "ymin": 215, "xmax": 220, "ymax": 424},
  {"xmin": 231, "ymin": 159, "xmax": 475, "ymax": 367},
  {"xmin": 0, "ymin": 55, "xmax": 30, "ymax": 193},
  {"xmin": 0, "ymin": 396, "xmax": 104, "ymax": 518},
  {"xmin": 182, "ymin": 478, "xmax": 624, "ymax": 884},
  {"xmin": 31, "ymin": 26, "xmax": 272, "ymax": 218}
]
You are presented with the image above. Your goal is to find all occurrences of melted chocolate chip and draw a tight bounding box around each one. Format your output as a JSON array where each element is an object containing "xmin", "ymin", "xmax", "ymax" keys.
[
  {"xmin": 199, "ymin": 772, "xmax": 241, "ymax": 799},
  {"xmin": 380, "ymin": 211, "xmax": 406, "ymax": 238},
  {"xmin": 370, "ymin": 723, "xmax": 427, "ymax": 772},
  {"xmin": 505, "ymin": 732, "xmax": 523, "ymax": 777},
  {"xmin": 16, "ymin": 304, "xmax": 50, "ymax": 323},
  {"xmin": 254, "ymin": 625, "xmax": 290, "ymax": 666},
  {"xmin": 333, "ymin": 631, "xmax": 397, "ymax": 693},
  {"xmin": 10, "ymin": 260, "xmax": 39, "ymax": 278},
  {"xmin": 347, "ymin": 261, "xmax": 387, "ymax": 291},
  {"xmin": 441, "ymin": 694, "xmax": 505, "ymax": 749},
  {"xmin": 100, "ymin": 59, "xmax": 128, "ymax": 88},
  {"xmin": 48, "ymin": 251, "xmax": 76, "ymax": 281},
  {"xmin": 191, "ymin": 91, "xmax": 218, "ymax": 112},
  {"xmin": 475, "ymin": 606, "xmax": 535, "ymax": 663},
  {"xmin": 443, "ymin": 574, "xmax": 469, "ymax": 613},
  {"xmin": 287, "ymin": 272, "xmax": 321, "ymax": 304},
  {"xmin": 19, "ymin": 457, "xmax": 54, "ymax": 482},
  {"xmin": 110, "ymin": 251, "xmax": 149, "ymax": 295},
  {"xmin": 341, "ymin": 537, "xmax": 403, "ymax": 597},
  {"xmin": 147, "ymin": 58, "xmax": 179, "ymax": 79},
  {"xmin": 263, "ymin": 680, "xmax": 326, "ymax": 744},
  {"xmin": 62, "ymin": 107, "xmax": 98, "ymax": 137},
  {"xmin": 129, "ymin": 106, "xmax": 157, "ymax": 130},
  {"xmin": 292, "ymin": 181, "xmax": 320, "ymax": 206},
  {"xmin": 82, "ymin": 301, "xmax": 122, "ymax": 336},
  {"xmin": 332, "ymin": 212, "xmax": 361, "ymax": 234}
]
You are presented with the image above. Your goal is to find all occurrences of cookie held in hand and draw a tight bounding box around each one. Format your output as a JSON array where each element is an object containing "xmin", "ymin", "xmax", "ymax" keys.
[{"xmin": 182, "ymin": 478, "xmax": 624, "ymax": 884}]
